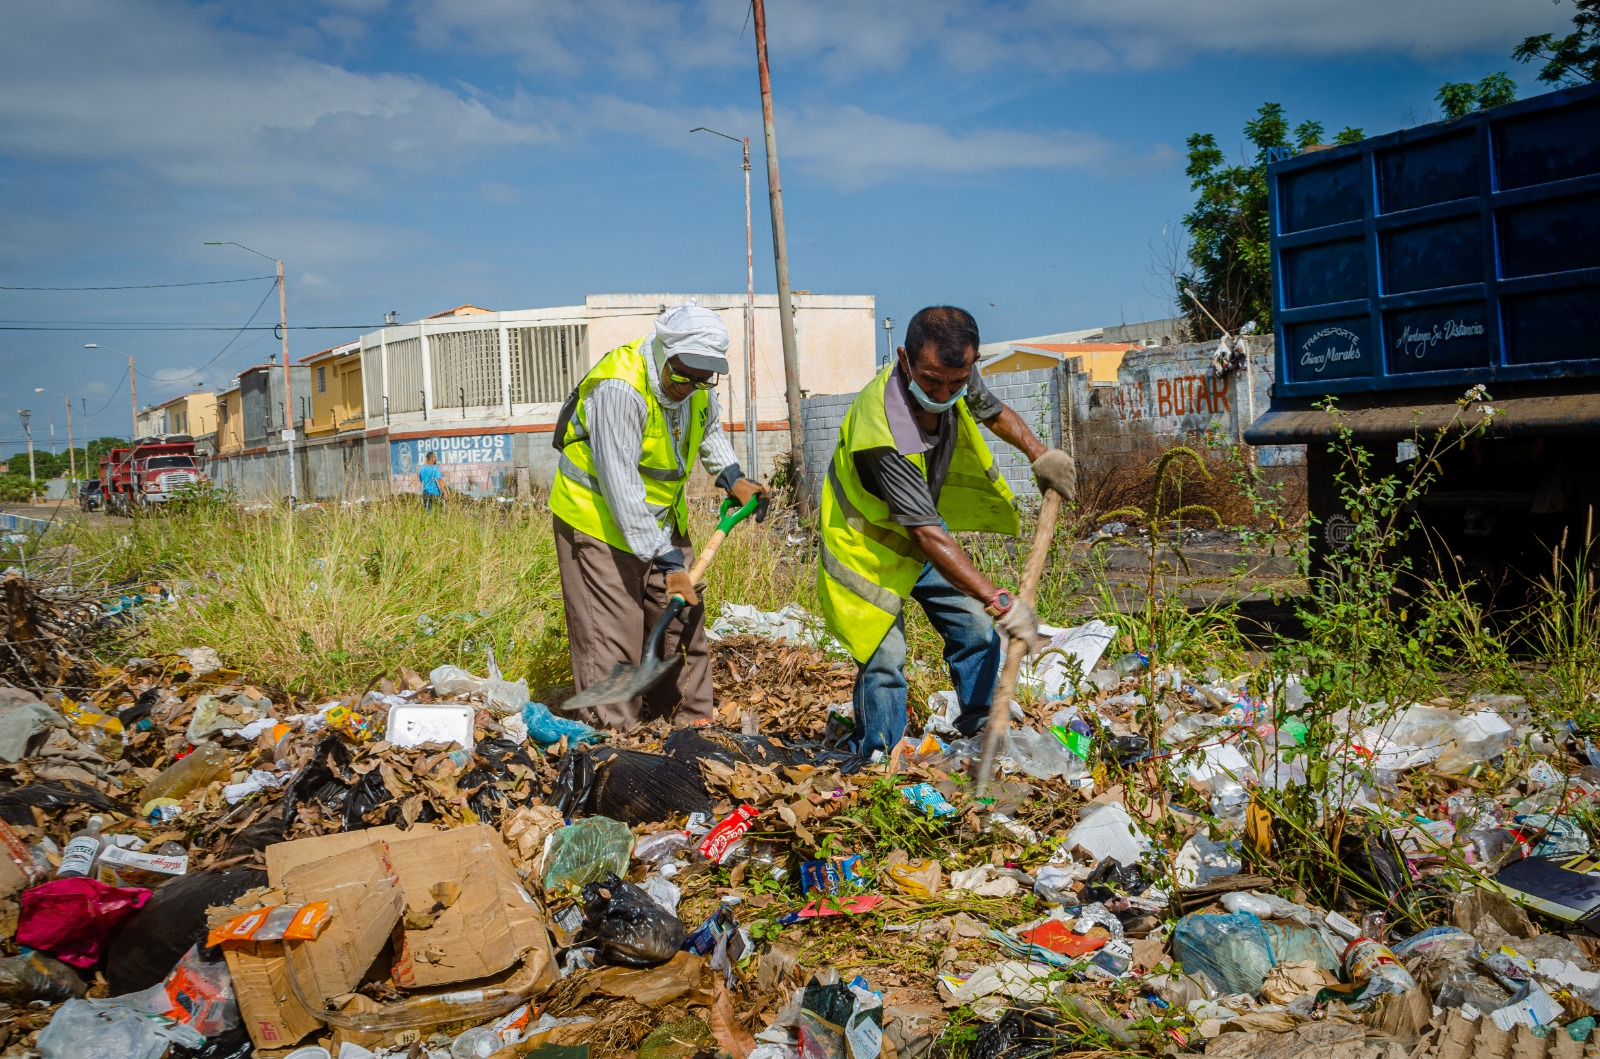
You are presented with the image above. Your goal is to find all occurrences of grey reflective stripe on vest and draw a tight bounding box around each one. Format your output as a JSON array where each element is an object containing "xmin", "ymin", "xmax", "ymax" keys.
[
  {"xmin": 820, "ymin": 539, "xmax": 903, "ymax": 617},
  {"xmin": 559, "ymin": 453, "xmax": 602, "ymax": 493},
  {"xmin": 640, "ymin": 463, "xmax": 686, "ymax": 482},
  {"xmin": 558, "ymin": 454, "xmax": 673, "ymax": 524},
  {"xmin": 826, "ymin": 462, "xmax": 922, "ymax": 560},
  {"xmin": 946, "ymin": 470, "xmax": 1001, "ymax": 495}
]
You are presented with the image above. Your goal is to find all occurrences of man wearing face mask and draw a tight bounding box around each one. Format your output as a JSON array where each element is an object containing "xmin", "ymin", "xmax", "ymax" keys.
[
  {"xmin": 550, "ymin": 302, "xmax": 769, "ymax": 728},
  {"xmin": 818, "ymin": 305, "xmax": 1077, "ymax": 758}
]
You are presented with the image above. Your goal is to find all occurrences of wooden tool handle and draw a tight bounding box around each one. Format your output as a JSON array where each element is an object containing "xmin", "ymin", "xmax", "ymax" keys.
[
  {"xmin": 975, "ymin": 489, "xmax": 1063, "ymax": 785},
  {"xmin": 686, "ymin": 527, "xmax": 728, "ymax": 584}
]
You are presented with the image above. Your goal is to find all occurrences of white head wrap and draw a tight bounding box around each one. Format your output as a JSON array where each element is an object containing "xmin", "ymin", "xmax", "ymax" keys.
[{"xmin": 653, "ymin": 302, "xmax": 730, "ymax": 374}]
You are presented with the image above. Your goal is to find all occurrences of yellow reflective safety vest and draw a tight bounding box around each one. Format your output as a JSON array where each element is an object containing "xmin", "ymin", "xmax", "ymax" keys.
[
  {"xmin": 818, "ymin": 365, "xmax": 1019, "ymax": 662},
  {"xmin": 548, "ymin": 337, "xmax": 709, "ymax": 554}
]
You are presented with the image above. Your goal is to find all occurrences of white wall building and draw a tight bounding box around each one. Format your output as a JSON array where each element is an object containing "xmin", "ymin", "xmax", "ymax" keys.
[{"xmin": 360, "ymin": 292, "xmax": 876, "ymax": 496}]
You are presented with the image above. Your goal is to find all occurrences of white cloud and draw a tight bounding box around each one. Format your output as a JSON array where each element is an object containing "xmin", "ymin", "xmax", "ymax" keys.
[
  {"xmin": 0, "ymin": 0, "xmax": 554, "ymax": 195},
  {"xmin": 479, "ymin": 181, "xmax": 522, "ymax": 204},
  {"xmin": 408, "ymin": 0, "xmax": 1578, "ymax": 79}
]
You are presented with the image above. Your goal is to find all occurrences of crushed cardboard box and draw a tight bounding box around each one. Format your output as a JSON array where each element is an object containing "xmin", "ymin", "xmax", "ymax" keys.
[{"xmin": 231, "ymin": 823, "xmax": 556, "ymax": 1050}]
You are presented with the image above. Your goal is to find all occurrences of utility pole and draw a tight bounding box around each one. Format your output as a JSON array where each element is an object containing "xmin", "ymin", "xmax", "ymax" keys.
[
  {"xmin": 18, "ymin": 410, "xmax": 36, "ymax": 501},
  {"xmin": 83, "ymin": 344, "xmax": 137, "ymax": 439},
  {"xmin": 209, "ymin": 242, "xmax": 296, "ymax": 507},
  {"xmin": 752, "ymin": 0, "xmax": 807, "ymax": 506},
  {"xmin": 691, "ymin": 127, "xmax": 760, "ymax": 478},
  {"xmin": 34, "ymin": 389, "xmax": 74, "ymax": 483}
]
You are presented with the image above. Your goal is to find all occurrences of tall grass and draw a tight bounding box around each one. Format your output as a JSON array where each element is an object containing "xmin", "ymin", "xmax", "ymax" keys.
[{"xmin": 56, "ymin": 498, "xmax": 830, "ymax": 699}]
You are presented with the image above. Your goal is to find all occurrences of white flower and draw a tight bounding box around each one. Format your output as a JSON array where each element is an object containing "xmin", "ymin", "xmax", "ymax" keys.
[{"xmin": 1480, "ymin": 405, "xmax": 1496, "ymax": 416}]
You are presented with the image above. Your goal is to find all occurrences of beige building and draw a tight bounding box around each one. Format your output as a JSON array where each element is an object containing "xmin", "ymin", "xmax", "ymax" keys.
[
  {"xmin": 138, "ymin": 392, "xmax": 216, "ymax": 438},
  {"xmin": 359, "ymin": 293, "xmax": 876, "ymax": 494},
  {"xmin": 302, "ymin": 340, "xmax": 365, "ymax": 440}
]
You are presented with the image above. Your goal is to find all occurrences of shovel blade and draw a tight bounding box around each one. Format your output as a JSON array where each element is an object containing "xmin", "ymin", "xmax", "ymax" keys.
[{"xmin": 563, "ymin": 655, "xmax": 676, "ymax": 713}]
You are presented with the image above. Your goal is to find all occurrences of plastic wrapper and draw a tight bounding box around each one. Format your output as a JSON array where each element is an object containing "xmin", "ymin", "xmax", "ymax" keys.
[
  {"xmin": 206, "ymin": 901, "xmax": 331, "ymax": 946},
  {"xmin": 633, "ymin": 831, "xmax": 692, "ymax": 866},
  {"xmin": 542, "ymin": 816, "xmax": 633, "ymax": 893},
  {"xmin": 1175, "ymin": 833, "xmax": 1242, "ymax": 888},
  {"xmin": 36, "ymin": 999, "xmax": 204, "ymax": 1059},
  {"xmin": 1520, "ymin": 813, "xmax": 1592, "ymax": 858},
  {"xmin": 582, "ymin": 874, "xmax": 688, "ymax": 967},
  {"xmin": 551, "ymin": 751, "xmax": 597, "ymax": 818},
  {"xmin": 522, "ymin": 702, "xmax": 603, "ymax": 749},
  {"xmin": 0, "ymin": 950, "xmax": 88, "ymax": 1004},
  {"xmin": 17, "ymin": 877, "xmax": 152, "ymax": 968},
  {"xmin": 129, "ymin": 944, "xmax": 239, "ymax": 1038}
]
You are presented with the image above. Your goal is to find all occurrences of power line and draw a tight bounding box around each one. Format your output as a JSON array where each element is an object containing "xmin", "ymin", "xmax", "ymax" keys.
[
  {"xmin": 152, "ymin": 279, "xmax": 279, "ymax": 385},
  {"xmin": 0, "ymin": 275, "xmax": 276, "ymax": 291},
  {"xmin": 0, "ymin": 323, "xmax": 376, "ymax": 331}
]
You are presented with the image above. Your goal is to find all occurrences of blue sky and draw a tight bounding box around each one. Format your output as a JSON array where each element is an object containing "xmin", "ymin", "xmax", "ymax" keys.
[{"xmin": 0, "ymin": 0, "xmax": 1579, "ymax": 449}]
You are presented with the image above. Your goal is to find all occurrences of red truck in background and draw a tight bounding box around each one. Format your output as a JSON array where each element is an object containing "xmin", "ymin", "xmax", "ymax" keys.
[{"xmin": 99, "ymin": 436, "xmax": 208, "ymax": 514}]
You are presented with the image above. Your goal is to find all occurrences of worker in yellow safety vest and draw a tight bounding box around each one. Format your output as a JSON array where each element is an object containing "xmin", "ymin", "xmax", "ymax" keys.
[
  {"xmin": 818, "ymin": 305, "xmax": 1077, "ymax": 758},
  {"xmin": 549, "ymin": 303, "xmax": 768, "ymax": 728}
]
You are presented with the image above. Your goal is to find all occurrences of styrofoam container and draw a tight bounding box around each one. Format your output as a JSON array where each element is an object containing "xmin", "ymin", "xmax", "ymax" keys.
[{"xmin": 386, "ymin": 703, "xmax": 475, "ymax": 748}]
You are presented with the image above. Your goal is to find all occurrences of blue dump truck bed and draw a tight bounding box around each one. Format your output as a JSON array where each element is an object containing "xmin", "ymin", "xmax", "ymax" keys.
[{"xmin": 1267, "ymin": 80, "xmax": 1600, "ymax": 401}]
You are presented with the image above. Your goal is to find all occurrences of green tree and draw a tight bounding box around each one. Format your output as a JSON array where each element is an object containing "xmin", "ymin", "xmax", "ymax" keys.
[
  {"xmin": 84, "ymin": 437, "xmax": 130, "ymax": 471},
  {"xmin": 1514, "ymin": 0, "xmax": 1600, "ymax": 87},
  {"xmin": 1179, "ymin": 105, "xmax": 1363, "ymax": 338},
  {"xmin": 1436, "ymin": 72, "xmax": 1518, "ymax": 119}
]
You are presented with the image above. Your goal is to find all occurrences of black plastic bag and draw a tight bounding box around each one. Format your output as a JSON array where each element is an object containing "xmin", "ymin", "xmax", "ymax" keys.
[
  {"xmin": 801, "ymin": 979, "xmax": 857, "ymax": 1026},
  {"xmin": 1081, "ymin": 857, "xmax": 1149, "ymax": 904},
  {"xmin": 581, "ymin": 873, "xmax": 686, "ymax": 967},
  {"xmin": 591, "ymin": 748, "xmax": 713, "ymax": 823},
  {"xmin": 968, "ymin": 1008, "xmax": 1072, "ymax": 1059},
  {"xmin": 553, "ymin": 750, "xmax": 597, "ymax": 818},
  {"xmin": 0, "ymin": 951, "xmax": 87, "ymax": 1004},
  {"xmin": 105, "ymin": 868, "xmax": 266, "ymax": 995},
  {"xmin": 460, "ymin": 738, "xmax": 542, "ymax": 824},
  {"xmin": 0, "ymin": 780, "xmax": 123, "ymax": 825}
]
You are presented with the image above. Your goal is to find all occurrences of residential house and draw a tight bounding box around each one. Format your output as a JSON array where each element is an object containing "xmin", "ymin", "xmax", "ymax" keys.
[{"xmin": 302, "ymin": 341, "xmax": 364, "ymax": 439}]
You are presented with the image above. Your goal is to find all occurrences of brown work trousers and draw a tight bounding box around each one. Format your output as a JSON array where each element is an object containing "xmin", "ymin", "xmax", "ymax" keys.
[{"xmin": 554, "ymin": 515, "xmax": 713, "ymax": 730}]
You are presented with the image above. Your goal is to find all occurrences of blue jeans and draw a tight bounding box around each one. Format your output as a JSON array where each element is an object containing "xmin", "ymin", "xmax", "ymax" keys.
[{"xmin": 851, "ymin": 562, "xmax": 1000, "ymax": 758}]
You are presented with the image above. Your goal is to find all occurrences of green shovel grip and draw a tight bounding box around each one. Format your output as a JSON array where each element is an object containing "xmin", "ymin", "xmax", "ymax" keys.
[{"xmin": 717, "ymin": 494, "xmax": 761, "ymax": 533}]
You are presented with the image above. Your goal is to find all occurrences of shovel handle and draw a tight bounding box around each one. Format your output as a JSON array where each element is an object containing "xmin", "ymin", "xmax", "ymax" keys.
[
  {"xmin": 975, "ymin": 488, "xmax": 1064, "ymax": 785},
  {"xmin": 674, "ymin": 495, "xmax": 761, "ymax": 600}
]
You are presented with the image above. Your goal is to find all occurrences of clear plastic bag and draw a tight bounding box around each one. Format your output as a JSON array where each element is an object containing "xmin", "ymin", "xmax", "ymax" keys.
[
  {"xmin": 1002, "ymin": 728, "xmax": 1088, "ymax": 781},
  {"xmin": 36, "ymin": 999, "xmax": 204, "ymax": 1059},
  {"xmin": 582, "ymin": 874, "xmax": 687, "ymax": 967},
  {"xmin": 1171, "ymin": 912, "xmax": 1277, "ymax": 996},
  {"xmin": 541, "ymin": 817, "xmax": 634, "ymax": 893},
  {"xmin": 1174, "ymin": 833, "xmax": 1241, "ymax": 888}
]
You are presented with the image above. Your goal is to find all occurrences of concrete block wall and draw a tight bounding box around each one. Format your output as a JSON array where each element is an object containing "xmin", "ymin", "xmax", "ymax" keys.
[
  {"xmin": 799, "ymin": 393, "xmax": 858, "ymax": 493},
  {"xmin": 976, "ymin": 368, "xmax": 1059, "ymax": 500}
]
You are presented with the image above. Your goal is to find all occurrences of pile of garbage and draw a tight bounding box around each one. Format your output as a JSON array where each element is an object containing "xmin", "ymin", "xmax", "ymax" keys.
[{"xmin": 8, "ymin": 593, "xmax": 1600, "ymax": 1059}]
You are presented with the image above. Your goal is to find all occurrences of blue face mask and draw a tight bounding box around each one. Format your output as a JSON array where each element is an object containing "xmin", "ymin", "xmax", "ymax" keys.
[{"xmin": 901, "ymin": 360, "xmax": 967, "ymax": 413}]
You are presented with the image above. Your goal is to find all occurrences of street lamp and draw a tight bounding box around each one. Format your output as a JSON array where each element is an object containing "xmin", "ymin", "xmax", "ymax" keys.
[
  {"xmin": 208, "ymin": 241, "xmax": 297, "ymax": 506},
  {"xmin": 691, "ymin": 126, "xmax": 759, "ymax": 479},
  {"xmin": 883, "ymin": 317, "xmax": 895, "ymax": 368},
  {"xmin": 34, "ymin": 388, "xmax": 75, "ymax": 483},
  {"xmin": 83, "ymin": 343, "xmax": 138, "ymax": 439},
  {"xmin": 16, "ymin": 410, "xmax": 36, "ymax": 502}
]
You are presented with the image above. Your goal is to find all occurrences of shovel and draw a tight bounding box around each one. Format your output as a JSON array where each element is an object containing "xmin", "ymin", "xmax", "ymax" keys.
[
  {"xmin": 564, "ymin": 494, "xmax": 762, "ymax": 713},
  {"xmin": 974, "ymin": 487, "xmax": 1064, "ymax": 785}
]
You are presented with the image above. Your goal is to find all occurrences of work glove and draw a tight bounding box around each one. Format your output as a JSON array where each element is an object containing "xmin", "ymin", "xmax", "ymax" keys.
[
  {"xmin": 995, "ymin": 598, "xmax": 1049, "ymax": 654},
  {"xmin": 665, "ymin": 569, "xmax": 700, "ymax": 607},
  {"xmin": 1031, "ymin": 448, "xmax": 1078, "ymax": 502},
  {"xmin": 728, "ymin": 476, "xmax": 771, "ymax": 522}
]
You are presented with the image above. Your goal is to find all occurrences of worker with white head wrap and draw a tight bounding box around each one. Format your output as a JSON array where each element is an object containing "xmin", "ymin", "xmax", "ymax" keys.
[{"xmin": 549, "ymin": 302, "xmax": 769, "ymax": 728}]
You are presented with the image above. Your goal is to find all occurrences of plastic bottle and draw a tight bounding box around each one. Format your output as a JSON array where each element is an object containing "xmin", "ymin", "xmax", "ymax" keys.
[
  {"xmin": 1110, "ymin": 651, "xmax": 1149, "ymax": 678},
  {"xmin": 1344, "ymin": 938, "xmax": 1417, "ymax": 1000},
  {"xmin": 56, "ymin": 817, "xmax": 106, "ymax": 879},
  {"xmin": 138, "ymin": 743, "xmax": 233, "ymax": 806}
]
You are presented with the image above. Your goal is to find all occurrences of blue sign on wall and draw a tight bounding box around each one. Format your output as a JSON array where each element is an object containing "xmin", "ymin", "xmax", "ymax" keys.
[{"xmin": 390, "ymin": 434, "xmax": 513, "ymax": 498}]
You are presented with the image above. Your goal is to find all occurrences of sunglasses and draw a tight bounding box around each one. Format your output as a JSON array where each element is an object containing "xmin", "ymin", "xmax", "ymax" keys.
[{"xmin": 666, "ymin": 361, "xmax": 717, "ymax": 390}]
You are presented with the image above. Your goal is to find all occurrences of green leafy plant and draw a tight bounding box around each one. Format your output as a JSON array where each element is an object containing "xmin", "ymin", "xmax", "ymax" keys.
[{"xmin": 1180, "ymin": 104, "xmax": 1363, "ymax": 337}]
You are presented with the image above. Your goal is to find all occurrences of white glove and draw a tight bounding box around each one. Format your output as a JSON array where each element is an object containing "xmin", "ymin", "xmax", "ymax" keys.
[{"xmin": 995, "ymin": 598, "xmax": 1049, "ymax": 654}]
